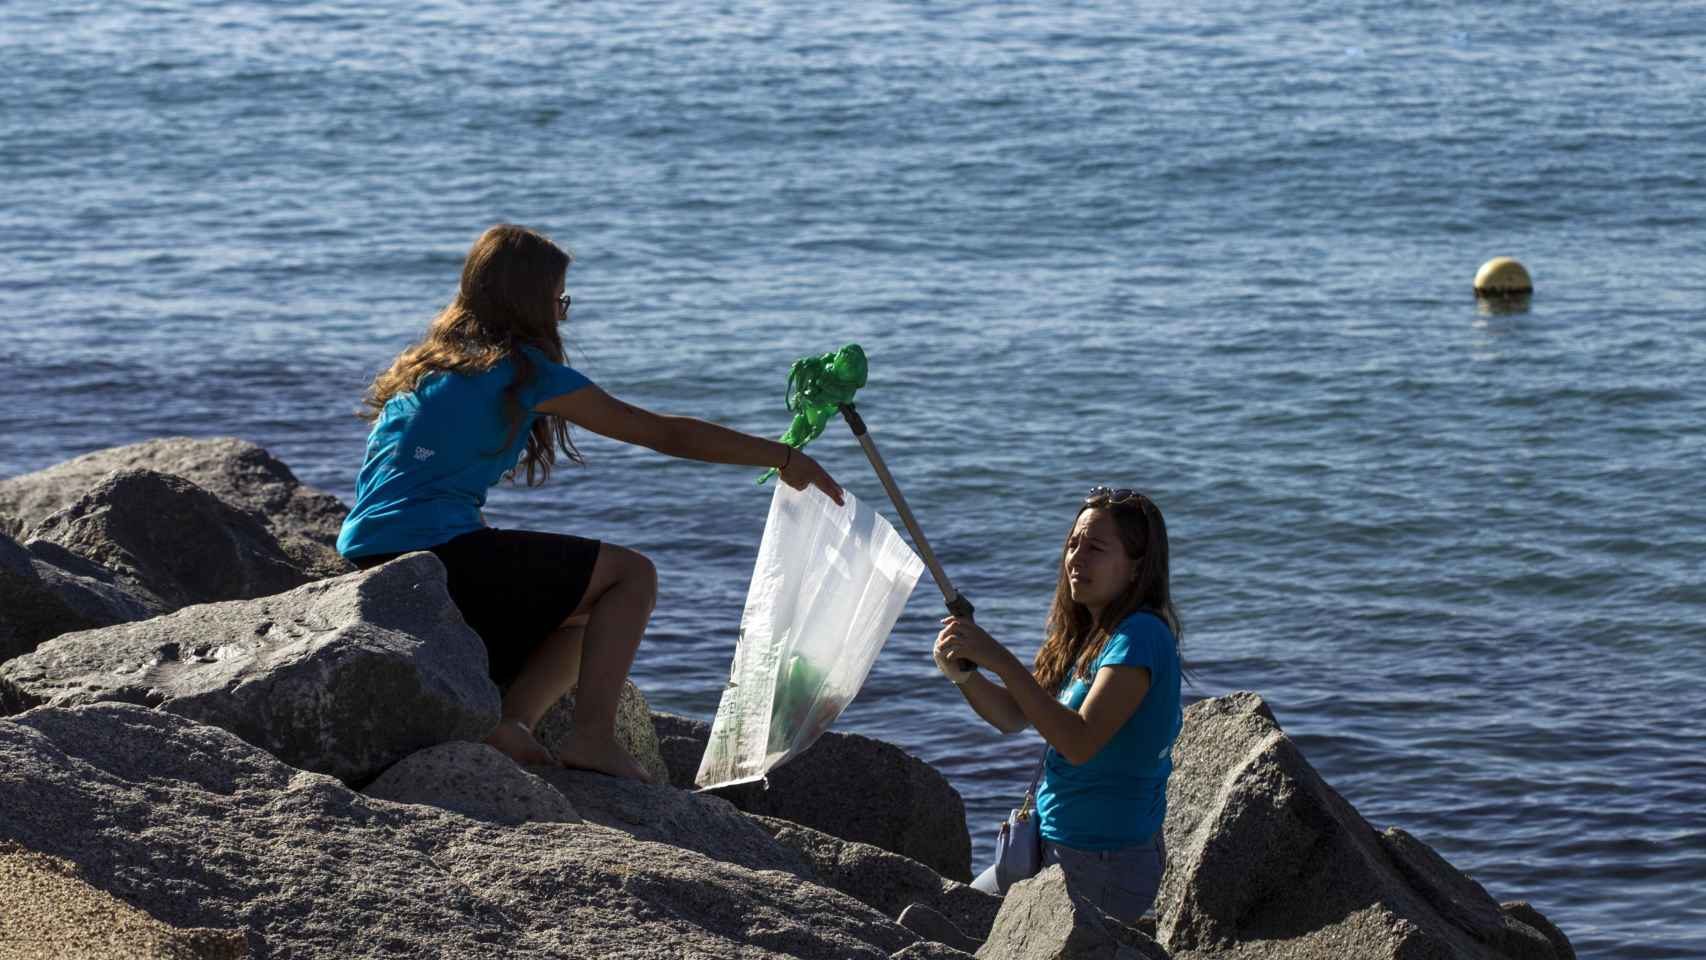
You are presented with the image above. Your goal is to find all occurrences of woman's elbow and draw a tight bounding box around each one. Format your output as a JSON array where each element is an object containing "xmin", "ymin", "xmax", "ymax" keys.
[{"xmin": 1057, "ymin": 736, "xmax": 1110, "ymax": 765}]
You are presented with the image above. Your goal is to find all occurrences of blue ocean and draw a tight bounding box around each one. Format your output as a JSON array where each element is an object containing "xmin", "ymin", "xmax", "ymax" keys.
[{"xmin": 3, "ymin": 3, "xmax": 1702, "ymax": 956}]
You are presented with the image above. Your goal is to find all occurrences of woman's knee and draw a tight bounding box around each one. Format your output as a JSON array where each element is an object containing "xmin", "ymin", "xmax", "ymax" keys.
[
  {"xmin": 1045, "ymin": 841, "xmax": 1162, "ymax": 924},
  {"xmin": 602, "ymin": 544, "xmax": 658, "ymax": 601}
]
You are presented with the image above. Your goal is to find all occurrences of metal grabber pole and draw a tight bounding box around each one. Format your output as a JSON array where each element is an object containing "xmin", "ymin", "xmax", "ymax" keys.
[{"xmin": 837, "ymin": 402, "xmax": 977, "ymax": 672}]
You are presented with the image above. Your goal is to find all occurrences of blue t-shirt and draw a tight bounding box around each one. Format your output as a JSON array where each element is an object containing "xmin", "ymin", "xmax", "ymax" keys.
[
  {"xmin": 1034, "ymin": 611, "xmax": 1183, "ymax": 851},
  {"xmin": 336, "ymin": 346, "xmax": 592, "ymax": 558}
]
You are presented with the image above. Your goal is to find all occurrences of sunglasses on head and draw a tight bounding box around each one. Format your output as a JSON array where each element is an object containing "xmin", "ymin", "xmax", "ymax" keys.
[{"xmin": 1084, "ymin": 486, "xmax": 1149, "ymax": 507}]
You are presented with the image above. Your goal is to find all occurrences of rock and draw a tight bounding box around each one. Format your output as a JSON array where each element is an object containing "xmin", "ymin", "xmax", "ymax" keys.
[
  {"xmin": 0, "ymin": 553, "xmax": 499, "ymax": 785},
  {"xmin": 1503, "ymin": 902, "xmax": 1575, "ymax": 960},
  {"xmin": 752, "ymin": 814, "xmax": 1000, "ymax": 939},
  {"xmin": 891, "ymin": 941, "xmax": 978, "ymax": 960},
  {"xmin": 1156, "ymin": 692, "xmax": 1549, "ymax": 960},
  {"xmin": 1380, "ymin": 825, "xmax": 1509, "ymax": 944},
  {"xmin": 1496, "ymin": 914, "xmax": 1563, "ymax": 960},
  {"xmin": 662, "ymin": 711, "xmax": 972, "ymax": 881},
  {"xmin": 0, "ymin": 839, "xmax": 248, "ymax": 960},
  {"xmin": 898, "ymin": 902, "xmax": 984, "ymax": 954},
  {"xmin": 653, "ymin": 710, "xmax": 712, "ymax": 788},
  {"xmin": 0, "ymin": 436, "xmax": 351, "ymax": 580},
  {"xmin": 532, "ymin": 679, "xmax": 669, "ymax": 786},
  {"xmin": 0, "ymin": 531, "xmax": 158, "ymax": 664},
  {"xmin": 534, "ymin": 766, "xmax": 816, "ymax": 879},
  {"xmin": 0, "ymin": 675, "xmax": 32, "ymax": 716},
  {"xmin": 1, "ymin": 703, "xmax": 921, "ymax": 959},
  {"xmin": 363, "ymin": 740, "xmax": 581, "ymax": 826},
  {"xmin": 27, "ymin": 469, "xmax": 309, "ymax": 610},
  {"xmin": 20, "ymin": 539, "xmax": 163, "ymax": 619},
  {"xmin": 977, "ymin": 865, "xmax": 1170, "ymax": 960}
]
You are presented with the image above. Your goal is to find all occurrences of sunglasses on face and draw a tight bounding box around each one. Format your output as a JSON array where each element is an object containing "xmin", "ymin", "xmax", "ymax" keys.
[{"xmin": 556, "ymin": 293, "xmax": 571, "ymax": 310}]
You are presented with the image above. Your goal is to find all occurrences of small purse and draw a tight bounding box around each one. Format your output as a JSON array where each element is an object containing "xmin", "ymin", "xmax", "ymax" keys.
[{"xmin": 992, "ymin": 747, "xmax": 1049, "ymax": 892}]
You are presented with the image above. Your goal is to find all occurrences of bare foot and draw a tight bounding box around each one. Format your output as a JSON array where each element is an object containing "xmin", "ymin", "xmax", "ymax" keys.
[
  {"xmin": 483, "ymin": 720, "xmax": 559, "ymax": 768},
  {"xmin": 558, "ymin": 728, "xmax": 654, "ymax": 784}
]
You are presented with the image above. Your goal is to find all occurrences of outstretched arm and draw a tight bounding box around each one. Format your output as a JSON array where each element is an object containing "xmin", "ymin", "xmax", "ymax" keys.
[
  {"xmin": 937, "ymin": 617, "xmax": 1149, "ymax": 763},
  {"xmin": 537, "ymin": 385, "xmax": 843, "ymax": 503}
]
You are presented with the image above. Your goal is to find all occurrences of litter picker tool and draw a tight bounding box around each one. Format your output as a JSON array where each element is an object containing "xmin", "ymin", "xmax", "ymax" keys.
[{"xmin": 835, "ymin": 403, "xmax": 974, "ymax": 622}]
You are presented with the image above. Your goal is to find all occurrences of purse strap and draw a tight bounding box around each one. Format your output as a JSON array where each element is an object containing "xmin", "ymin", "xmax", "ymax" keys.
[{"xmin": 1018, "ymin": 743, "xmax": 1050, "ymax": 816}]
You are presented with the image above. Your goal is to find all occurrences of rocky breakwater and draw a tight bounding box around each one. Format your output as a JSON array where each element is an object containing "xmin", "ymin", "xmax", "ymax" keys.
[
  {"xmin": 0, "ymin": 437, "xmax": 1576, "ymax": 959},
  {"xmin": 0, "ymin": 437, "xmax": 353, "ymax": 666}
]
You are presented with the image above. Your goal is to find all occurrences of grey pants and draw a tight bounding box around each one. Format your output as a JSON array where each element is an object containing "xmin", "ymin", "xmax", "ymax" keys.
[{"xmin": 970, "ymin": 832, "xmax": 1165, "ymax": 924}]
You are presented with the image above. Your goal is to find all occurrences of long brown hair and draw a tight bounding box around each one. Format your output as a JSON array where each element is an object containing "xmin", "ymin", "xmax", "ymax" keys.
[
  {"xmin": 1032, "ymin": 490, "xmax": 1183, "ymax": 695},
  {"xmin": 360, "ymin": 224, "xmax": 582, "ymax": 485}
]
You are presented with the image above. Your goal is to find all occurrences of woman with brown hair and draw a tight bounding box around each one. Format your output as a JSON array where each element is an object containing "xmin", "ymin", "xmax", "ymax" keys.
[
  {"xmin": 337, "ymin": 223, "xmax": 842, "ymax": 783},
  {"xmin": 934, "ymin": 487, "xmax": 1184, "ymax": 921}
]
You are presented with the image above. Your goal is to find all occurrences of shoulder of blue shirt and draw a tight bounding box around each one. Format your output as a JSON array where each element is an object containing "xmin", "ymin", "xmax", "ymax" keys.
[
  {"xmin": 1095, "ymin": 610, "xmax": 1176, "ymax": 673},
  {"xmin": 510, "ymin": 344, "xmax": 592, "ymax": 407}
]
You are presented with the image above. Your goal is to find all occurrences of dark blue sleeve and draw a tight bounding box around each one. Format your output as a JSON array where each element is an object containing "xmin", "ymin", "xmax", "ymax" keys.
[{"xmin": 1096, "ymin": 612, "xmax": 1173, "ymax": 674}]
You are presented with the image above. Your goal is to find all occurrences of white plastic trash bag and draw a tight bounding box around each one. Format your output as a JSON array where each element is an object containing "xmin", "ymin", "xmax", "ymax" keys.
[{"xmin": 696, "ymin": 483, "xmax": 925, "ymax": 790}]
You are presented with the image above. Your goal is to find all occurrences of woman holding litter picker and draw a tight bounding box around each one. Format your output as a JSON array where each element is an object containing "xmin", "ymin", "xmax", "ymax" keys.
[
  {"xmin": 934, "ymin": 487, "xmax": 1183, "ymax": 922},
  {"xmin": 338, "ymin": 223, "xmax": 842, "ymax": 782}
]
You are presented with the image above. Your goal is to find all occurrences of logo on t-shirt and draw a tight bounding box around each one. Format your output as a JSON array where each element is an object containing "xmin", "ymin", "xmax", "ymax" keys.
[{"xmin": 413, "ymin": 446, "xmax": 435, "ymax": 461}]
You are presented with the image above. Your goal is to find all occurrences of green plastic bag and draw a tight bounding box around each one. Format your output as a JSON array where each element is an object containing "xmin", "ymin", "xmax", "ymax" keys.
[{"xmin": 757, "ymin": 343, "xmax": 867, "ymax": 485}]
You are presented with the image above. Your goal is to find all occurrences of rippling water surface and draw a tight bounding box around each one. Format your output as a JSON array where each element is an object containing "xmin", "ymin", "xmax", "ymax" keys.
[{"xmin": 4, "ymin": 3, "xmax": 1704, "ymax": 956}]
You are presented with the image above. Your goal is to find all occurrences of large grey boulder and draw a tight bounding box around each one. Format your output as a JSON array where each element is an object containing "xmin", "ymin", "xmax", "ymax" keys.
[
  {"xmin": 977, "ymin": 865, "xmax": 1169, "ymax": 960},
  {"xmin": 1, "ymin": 531, "xmax": 158, "ymax": 664},
  {"xmin": 752, "ymin": 814, "xmax": 1001, "ymax": 940},
  {"xmin": 534, "ymin": 765, "xmax": 818, "ymax": 880},
  {"xmin": 27, "ymin": 469, "xmax": 310, "ymax": 610},
  {"xmin": 532, "ymin": 679, "xmax": 670, "ymax": 786},
  {"xmin": 1156, "ymin": 692, "xmax": 1570, "ymax": 960},
  {"xmin": 657, "ymin": 712, "xmax": 973, "ymax": 881},
  {"xmin": 0, "ymin": 553, "xmax": 498, "ymax": 785},
  {"xmin": 0, "ymin": 436, "xmax": 351, "ymax": 579},
  {"xmin": 1, "ymin": 703, "xmax": 923, "ymax": 959},
  {"xmin": 363, "ymin": 740, "xmax": 581, "ymax": 826}
]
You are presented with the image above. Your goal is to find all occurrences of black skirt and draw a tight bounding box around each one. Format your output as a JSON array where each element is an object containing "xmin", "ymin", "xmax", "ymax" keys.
[{"xmin": 351, "ymin": 527, "xmax": 602, "ymax": 686}]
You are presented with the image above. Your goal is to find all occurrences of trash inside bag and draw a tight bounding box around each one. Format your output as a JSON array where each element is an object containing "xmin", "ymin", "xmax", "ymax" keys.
[{"xmin": 696, "ymin": 482, "xmax": 924, "ymax": 790}]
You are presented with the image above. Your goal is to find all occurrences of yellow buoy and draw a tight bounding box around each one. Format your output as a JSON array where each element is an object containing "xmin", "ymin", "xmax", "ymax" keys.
[{"xmin": 1474, "ymin": 257, "xmax": 1533, "ymax": 297}]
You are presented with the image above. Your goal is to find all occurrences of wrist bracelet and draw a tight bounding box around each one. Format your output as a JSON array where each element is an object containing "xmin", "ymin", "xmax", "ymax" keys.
[{"xmin": 782, "ymin": 446, "xmax": 793, "ymax": 471}]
